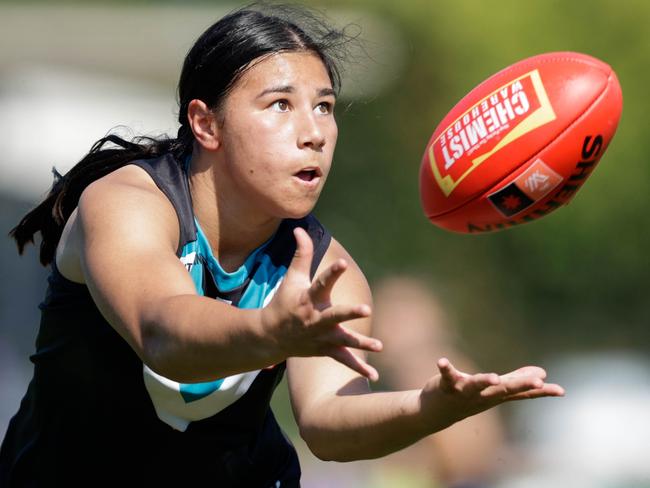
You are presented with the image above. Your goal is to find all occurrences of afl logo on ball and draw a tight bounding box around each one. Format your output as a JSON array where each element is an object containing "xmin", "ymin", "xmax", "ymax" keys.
[{"xmin": 487, "ymin": 159, "xmax": 563, "ymax": 217}]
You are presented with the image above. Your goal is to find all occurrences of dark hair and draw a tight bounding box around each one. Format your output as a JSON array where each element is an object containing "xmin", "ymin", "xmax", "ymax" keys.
[{"xmin": 10, "ymin": 3, "xmax": 352, "ymax": 266}]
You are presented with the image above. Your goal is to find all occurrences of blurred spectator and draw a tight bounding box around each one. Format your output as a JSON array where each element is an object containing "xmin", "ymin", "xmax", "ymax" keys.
[{"xmin": 370, "ymin": 276, "xmax": 508, "ymax": 488}]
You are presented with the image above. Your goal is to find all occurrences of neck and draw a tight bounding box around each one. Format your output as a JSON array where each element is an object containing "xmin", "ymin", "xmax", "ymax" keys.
[{"xmin": 188, "ymin": 150, "xmax": 281, "ymax": 272}]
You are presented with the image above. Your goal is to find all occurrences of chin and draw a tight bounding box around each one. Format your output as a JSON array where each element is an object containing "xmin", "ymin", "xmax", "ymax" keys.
[
  {"xmin": 281, "ymin": 206, "xmax": 315, "ymax": 220},
  {"xmin": 273, "ymin": 198, "xmax": 319, "ymax": 220},
  {"xmin": 258, "ymin": 184, "xmax": 323, "ymax": 220}
]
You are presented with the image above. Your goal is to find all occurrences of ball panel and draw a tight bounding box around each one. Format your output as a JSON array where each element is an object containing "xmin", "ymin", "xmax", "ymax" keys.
[
  {"xmin": 420, "ymin": 52, "xmax": 622, "ymax": 233},
  {"xmin": 427, "ymin": 68, "xmax": 623, "ymax": 233},
  {"xmin": 420, "ymin": 52, "xmax": 613, "ymax": 220}
]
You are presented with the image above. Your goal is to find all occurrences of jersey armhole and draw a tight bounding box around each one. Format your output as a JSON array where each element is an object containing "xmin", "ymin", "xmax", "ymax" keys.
[
  {"xmin": 130, "ymin": 155, "xmax": 197, "ymax": 255},
  {"xmin": 310, "ymin": 229, "xmax": 331, "ymax": 280}
]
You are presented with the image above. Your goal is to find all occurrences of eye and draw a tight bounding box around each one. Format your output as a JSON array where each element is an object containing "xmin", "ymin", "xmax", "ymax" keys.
[
  {"xmin": 271, "ymin": 99, "xmax": 290, "ymax": 112},
  {"xmin": 315, "ymin": 101, "xmax": 333, "ymax": 115}
]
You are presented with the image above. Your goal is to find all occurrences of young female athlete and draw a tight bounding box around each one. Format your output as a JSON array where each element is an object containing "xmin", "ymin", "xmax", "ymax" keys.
[{"xmin": 0, "ymin": 4, "xmax": 564, "ymax": 487}]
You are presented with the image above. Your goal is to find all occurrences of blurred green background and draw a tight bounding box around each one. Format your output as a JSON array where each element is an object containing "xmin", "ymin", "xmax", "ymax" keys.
[
  {"xmin": 0, "ymin": 0, "xmax": 648, "ymax": 486},
  {"xmin": 316, "ymin": 0, "xmax": 649, "ymax": 369}
]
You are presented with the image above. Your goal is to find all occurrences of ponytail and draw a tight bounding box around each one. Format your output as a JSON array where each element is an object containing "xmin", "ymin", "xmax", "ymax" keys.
[{"xmin": 9, "ymin": 129, "xmax": 193, "ymax": 266}]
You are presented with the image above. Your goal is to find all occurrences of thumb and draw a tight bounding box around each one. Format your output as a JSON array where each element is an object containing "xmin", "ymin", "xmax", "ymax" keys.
[
  {"xmin": 287, "ymin": 227, "xmax": 314, "ymax": 278},
  {"xmin": 437, "ymin": 357, "xmax": 462, "ymax": 390}
]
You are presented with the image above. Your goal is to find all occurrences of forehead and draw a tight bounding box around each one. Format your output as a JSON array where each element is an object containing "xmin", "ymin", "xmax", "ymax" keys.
[{"xmin": 234, "ymin": 51, "xmax": 333, "ymax": 92}]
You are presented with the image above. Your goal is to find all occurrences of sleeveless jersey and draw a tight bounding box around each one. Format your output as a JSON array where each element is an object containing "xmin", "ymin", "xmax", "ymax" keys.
[{"xmin": 0, "ymin": 153, "xmax": 332, "ymax": 487}]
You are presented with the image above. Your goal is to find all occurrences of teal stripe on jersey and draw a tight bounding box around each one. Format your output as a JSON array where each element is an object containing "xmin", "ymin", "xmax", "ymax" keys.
[
  {"xmin": 238, "ymin": 254, "xmax": 287, "ymax": 309},
  {"xmin": 176, "ymin": 221, "xmax": 287, "ymax": 402},
  {"xmin": 194, "ymin": 218, "xmax": 271, "ymax": 292},
  {"xmin": 179, "ymin": 379, "xmax": 225, "ymax": 403}
]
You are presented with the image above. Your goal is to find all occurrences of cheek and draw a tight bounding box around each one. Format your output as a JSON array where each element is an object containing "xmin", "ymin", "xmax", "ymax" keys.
[
  {"xmin": 322, "ymin": 122, "xmax": 338, "ymax": 172},
  {"xmin": 224, "ymin": 140, "xmax": 288, "ymax": 195},
  {"xmin": 330, "ymin": 119, "xmax": 339, "ymax": 141},
  {"xmin": 331, "ymin": 122, "xmax": 339, "ymax": 149},
  {"xmin": 236, "ymin": 115, "xmax": 293, "ymax": 161}
]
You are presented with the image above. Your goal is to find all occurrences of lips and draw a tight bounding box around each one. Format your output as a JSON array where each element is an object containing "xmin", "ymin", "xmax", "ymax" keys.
[
  {"xmin": 295, "ymin": 169, "xmax": 317, "ymax": 181},
  {"xmin": 293, "ymin": 166, "xmax": 322, "ymax": 183}
]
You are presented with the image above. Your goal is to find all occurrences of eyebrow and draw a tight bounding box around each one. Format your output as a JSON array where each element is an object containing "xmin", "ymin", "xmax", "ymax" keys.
[{"xmin": 256, "ymin": 85, "xmax": 336, "ymax": 99}]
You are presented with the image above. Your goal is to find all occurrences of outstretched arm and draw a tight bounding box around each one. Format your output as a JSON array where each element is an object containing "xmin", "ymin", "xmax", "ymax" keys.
[
  {"xmin": 287, "ymin": 240, "xmax": 564, "ymax": 461},
  {"xmin": 69, "ymin": 167, "xmax": 381, "ymax": 383}
]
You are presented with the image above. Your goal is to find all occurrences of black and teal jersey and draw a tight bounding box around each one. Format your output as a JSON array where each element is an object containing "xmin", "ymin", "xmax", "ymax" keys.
[{"xmin": 0, "ymin": 153, "xmax": 331, "ymax": 487}]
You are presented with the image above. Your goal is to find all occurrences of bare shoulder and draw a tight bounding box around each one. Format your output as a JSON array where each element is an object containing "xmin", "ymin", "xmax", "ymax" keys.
[
  {"xmin": 79, "ymin": 164, "xmax": 172, "ymax": 210},
  {"xmin": 78, "ymin": 165, "xmax": 177, "ymax": 228},
  {"xmin": 56, "ymin": 164, "xmax": 180, "ymax": 283}
]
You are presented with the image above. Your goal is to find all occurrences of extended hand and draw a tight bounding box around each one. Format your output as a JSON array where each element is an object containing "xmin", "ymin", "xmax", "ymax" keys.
[
  {"xmin": 262, "ymin": 227, "xmax": 383, "ymax": 380},
  {"xmin": 420, "ymin": 358, "xmax": 565, "ymax": 426}
]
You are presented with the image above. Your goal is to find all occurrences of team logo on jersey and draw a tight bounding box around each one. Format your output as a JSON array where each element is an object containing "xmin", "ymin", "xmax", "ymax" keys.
[{"xmin": 180, "ymin": 251, "xmax": 197, "ymax": 272}]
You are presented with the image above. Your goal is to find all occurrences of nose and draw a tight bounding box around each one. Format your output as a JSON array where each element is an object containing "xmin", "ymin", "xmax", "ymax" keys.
[{"xmin": 297, "ymin": 113, "xmax": 326, "ymax": 150}]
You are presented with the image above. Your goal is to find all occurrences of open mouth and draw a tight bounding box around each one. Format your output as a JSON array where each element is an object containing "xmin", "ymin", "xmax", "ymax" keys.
[{"xmin": 294, "ymin": 168, "xmax": 321, "ymax": 182}]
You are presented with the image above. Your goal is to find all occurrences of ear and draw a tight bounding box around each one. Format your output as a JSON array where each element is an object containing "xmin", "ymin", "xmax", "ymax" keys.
[{"xmin": 187, "ymin": 99, "xmax": 220, "ymax": 151}]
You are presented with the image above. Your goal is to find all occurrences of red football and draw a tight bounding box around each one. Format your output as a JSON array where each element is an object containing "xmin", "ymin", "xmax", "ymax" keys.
[{"xmin": 419, "ymin": 51, "xmax": 622, "ymax": 233}]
